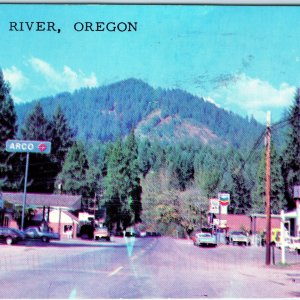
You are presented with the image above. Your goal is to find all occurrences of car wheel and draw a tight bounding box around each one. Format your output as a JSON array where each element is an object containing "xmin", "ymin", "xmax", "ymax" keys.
[
  {"xmin": 297, "ymin": 249, "xmax": 300, "ymax": 255},
  {"xmin": 41, "ymin": 236, "xmax": 49, "ymax": 243},
  {"xmin": 106, "ymin": 237, "xmax": 110, "ymax": 241},
  {"xmin": 95, "ymin": 236, "xmax": 99, "ymax": 240},
  {"xmin": 6, "ymin": 236, "xmax": 13, "ymax": 245}
]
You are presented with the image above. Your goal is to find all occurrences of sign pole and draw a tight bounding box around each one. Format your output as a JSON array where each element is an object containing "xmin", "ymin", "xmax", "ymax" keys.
[
  {"xmin": 5, "ymin": 140, "xmax": 51, "ymax": 230},
  {"xmin": 21, "ymin": 152, "xmax": 30, "ymax": 231}
]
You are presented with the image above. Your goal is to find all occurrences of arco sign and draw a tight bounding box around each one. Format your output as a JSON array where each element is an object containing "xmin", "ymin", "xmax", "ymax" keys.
[
  {"xmin": 6, "ymin": 140, "xmax": 51, "ymax": 154},
  {"xmin": 5, "ymin": 139, "xmax": 51, "ymax": 230}
]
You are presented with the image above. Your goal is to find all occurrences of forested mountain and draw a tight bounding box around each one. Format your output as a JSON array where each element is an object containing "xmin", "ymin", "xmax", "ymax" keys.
[
  {"xmin": 15, "ymin": 78, "xmax": 263, "ymax": 149},
  {"xmin": 3, "ymin": 72, "xmax": 297, "ymax": 234}
]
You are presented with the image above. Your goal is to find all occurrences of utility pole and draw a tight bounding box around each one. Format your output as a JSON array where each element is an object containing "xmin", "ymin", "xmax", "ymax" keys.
[
  {"xmin": 280, "ymin": 210, "xmax": 286, "ymax": 264},
  {"xmin": 265, "ymin": 111, "xmax": 271, "ymax": 265}
]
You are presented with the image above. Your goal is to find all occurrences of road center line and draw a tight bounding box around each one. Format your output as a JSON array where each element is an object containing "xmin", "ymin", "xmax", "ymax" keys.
[{"xmin": 108, "ymin": 266, "xmax": 124, "ymax": 277}]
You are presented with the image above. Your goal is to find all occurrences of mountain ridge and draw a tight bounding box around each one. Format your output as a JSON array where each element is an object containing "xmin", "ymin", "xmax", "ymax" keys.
[{"xmin": 15, "ymin": 78, "xmax": 263, "ymax": 149}]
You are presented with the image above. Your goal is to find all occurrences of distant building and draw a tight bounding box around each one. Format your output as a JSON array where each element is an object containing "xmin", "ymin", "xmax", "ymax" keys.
[
  {"xmin": 1, "ymin": 192, "xmax": 82, "ymax": 238},
  {"xmin": 210, "ymin": 213, "xmax": 281, "ymax": 234}
]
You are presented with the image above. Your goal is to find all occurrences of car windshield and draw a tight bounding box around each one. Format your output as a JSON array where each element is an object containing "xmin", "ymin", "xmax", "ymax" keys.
[
  {"xmin": 199, "ymin": 233, "xmax": 211, "ymax": 237},
  {"xmin": 231, "ymin": 232, "xmax": 244, "ymax": 235}
]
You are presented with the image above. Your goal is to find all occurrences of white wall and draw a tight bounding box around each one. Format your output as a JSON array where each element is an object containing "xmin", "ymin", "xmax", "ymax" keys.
[{"xmin": 49, "ymin": 210, "xmax": 74, "ymax": 224}]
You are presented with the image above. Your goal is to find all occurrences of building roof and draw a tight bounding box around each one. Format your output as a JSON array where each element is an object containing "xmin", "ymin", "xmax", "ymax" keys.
[
  {"xmin": 283, "ymin": 211, "xmax": 297, "ymax": 218},
  {"xmin": 2, "ymin": 192, "xmax": 81, "ymax": 210},
  {"xmin": 32, "ymin": 208, "xmax": 80, "ymax": 223},
  {"xmin": 250, "ymin": 213, "xmax": 281, "ymax": 219}
]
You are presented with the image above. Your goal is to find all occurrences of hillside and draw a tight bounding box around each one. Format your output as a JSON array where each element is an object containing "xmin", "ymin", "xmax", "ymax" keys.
[{"xmin": 15, "ymin": 78, "xmax": 264, "ymax": 149}]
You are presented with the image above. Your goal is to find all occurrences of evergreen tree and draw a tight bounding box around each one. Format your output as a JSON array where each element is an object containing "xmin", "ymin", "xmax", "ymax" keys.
[
  {"xmin": 167, "ymin": 146, "xmax": 194, "ymax": 191},
  {"xmin": 84, "ymin": 165, "xmax": 104, "ymax": 211},
  {"xmin": 104, "ymin": 132, "xmax": 142, "ymax": 230},
  {"xmin": 123, "ymin": 129, "xmax": 142, "ymax": 223},
  {"xmin": 194, "ymin": 148, "xmax": 222, "ymax": 197},
  {"xmin": 56, "ymin": 141, "xmax": 90, "ymax": 197},
  {"xmin": 21, "ymin": 102, "xmax": 53, "ymax": 193},
  {"xmin": 138, "ymin": 139, "xmax": 152, "ymax": 177},
  {"xmin": 228, "ymin": 172, "xmax": 251, "ymax": 214},
  {"xmin": 149, "ymin": 141, "xmax": 166, "ymax": 172},
  {"xmin": 0, "ymin": 69, "xmax": 18, "ymax": 190},
  {"xmin": 103, "ymin": 138, "xmax": 127, "ymax": 229},
  {"xmin": 253, "ymin": 144, "xmax": 286, "ymax": 214},
  {"xmin": 282, "ymin": 89, "xmax": 300, "ymax": 210},
  {"xmin": 217, "ymin": 148, "xmax": 252, "ymax": 214},
  {"xmin": 50, "ymin": 106, "xmax": 74, "ymax": 168},
  {"xmin": 21, "ymin": 102, "xmax": 51, "ymax": 140},
  {"xmin": 49, "ymin": 106, "xmax": 75, "ymax": 191}
]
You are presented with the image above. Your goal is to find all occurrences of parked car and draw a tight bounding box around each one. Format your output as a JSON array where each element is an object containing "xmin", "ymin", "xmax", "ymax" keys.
[
  {"xmin": 140, "ymin": 231, "xmax": 147, "ymax": 237},
  {"xmin": 146, "ymin": 231, "xmax": 161, "ymax": 237},
  {"xmin": 24, "ymin": 226, "xmax": 60, "ymax": 242},
  {"xmin": 288, "ymin": 237, "xmax": 300, "ymax": 254},
  {"xmin": 112, "ymin": 230, "xmax": 125, "ymax": 237},
  {"xmin": 190, "ymin": 231, "xmax": 202, "ymax": 243},
  {"xmin": 79, "ymin": 224, "xmax": 94, "ymax": 239},
  {"xmin": 194, "ymin": 232, "xmax": 217, "ymax": 247},
  {"xmin": 229, "ymin": 231, "xmax": 251, "ymax": 246},
  {"xmin": 94, "ymin": 226, "xmax": 110, "ymax": 241},
  {"xmin": 0, "ymin": 227, "xmax": 26, "ymax": 245}
]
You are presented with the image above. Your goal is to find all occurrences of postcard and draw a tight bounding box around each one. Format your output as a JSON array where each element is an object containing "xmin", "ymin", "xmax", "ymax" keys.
[{"xmin": 0, "ymin": 3, "xmax": 300, "ymax": 299}]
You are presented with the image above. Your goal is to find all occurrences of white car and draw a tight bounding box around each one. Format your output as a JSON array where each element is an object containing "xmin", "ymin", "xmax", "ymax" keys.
[
  {"xmin": 287, "ymin": 237, "xmax": 300, "ymax": 254},
  {"xmin": 229, "ymin": 231, "xmax": 251, "ymax": 246},
  {"xmin": 194, "ymin": 232, "xmax": 217, "ymax": 247}
]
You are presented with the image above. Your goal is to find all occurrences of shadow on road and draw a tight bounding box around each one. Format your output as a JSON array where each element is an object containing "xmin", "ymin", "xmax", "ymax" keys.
[
  {"xmin": 15, "ymin": 239, "xmax": 129, "ymax": 248},
  {"xmin": 197, "ymin": 244, "xmax": 218, "ymax": 248}
]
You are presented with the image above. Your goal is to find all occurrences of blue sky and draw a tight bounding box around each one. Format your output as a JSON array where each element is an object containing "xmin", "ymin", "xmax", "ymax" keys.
[{"xmin": 1, "ymin": 4, "xmax": 300, "ymax": 123}]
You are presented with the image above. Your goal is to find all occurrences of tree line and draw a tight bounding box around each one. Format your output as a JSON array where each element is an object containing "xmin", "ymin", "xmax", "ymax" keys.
[{"xmin": 1, "ymin": 69, "xmax": 300, "ymax": 235}]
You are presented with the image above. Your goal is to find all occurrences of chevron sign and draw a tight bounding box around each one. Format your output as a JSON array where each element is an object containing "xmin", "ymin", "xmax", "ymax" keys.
[{"xmin": 218, "ymin": 193, "xmax": 230, "ymax": 206}]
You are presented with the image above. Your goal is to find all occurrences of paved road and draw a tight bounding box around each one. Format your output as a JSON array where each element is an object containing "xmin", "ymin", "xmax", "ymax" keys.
[{"xmin": 0, "ymin": 237, "xmax": 300, "ymax": 298}]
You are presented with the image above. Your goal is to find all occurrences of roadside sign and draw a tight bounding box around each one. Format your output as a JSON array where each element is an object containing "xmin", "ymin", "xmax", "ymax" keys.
[
  {"xmin": 6, "ymin": 140, "xmax": 51, "ymax": 154},
  {"xmin": 213, "ymin": 219, "xmax": 227, "ymax": 227},
  {"xmin": 293, "ymin": 185, "xmax": 300, "ymax": 199},
  {"xmin": 218, "ymin": 192, "xmax": 230, "ymax": 206},
  {"xmin": 209, "ymin": 198, "xmax": 220, "ymax": 214},
  {"xmin": 5, "ymin": 139, "xmax": 51, "ymax": 230}
]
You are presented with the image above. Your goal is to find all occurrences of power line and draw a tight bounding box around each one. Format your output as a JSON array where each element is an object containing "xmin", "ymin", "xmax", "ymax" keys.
[
  {"xmin": 235, "ymin": 115, "xmax": 294, "ymax": 175},
  {"xmin": 234, "ymin": 130, "xmax": 266, "ymax": 175}
]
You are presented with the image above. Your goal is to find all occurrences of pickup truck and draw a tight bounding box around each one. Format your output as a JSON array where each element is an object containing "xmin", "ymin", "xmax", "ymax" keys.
[
  {"xmin": 24, "ymin": 226, "xmax": 60, "ymax": 242},
  {"xmin": 94, "ymin": 226, "xmax": 110, "ymax": 241},
  {"xmin": 229, "ymin": 231, "xmax": 251, "ymax": 246}
]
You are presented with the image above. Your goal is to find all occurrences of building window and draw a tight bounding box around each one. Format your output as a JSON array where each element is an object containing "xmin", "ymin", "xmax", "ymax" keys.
[
  {"xmin": 64, "ymin": 225, "xmax": 73, "ymax": 238},
  {"xmin": 4, "ymin": 216, "xmax": 9, "ymax": 227}
]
